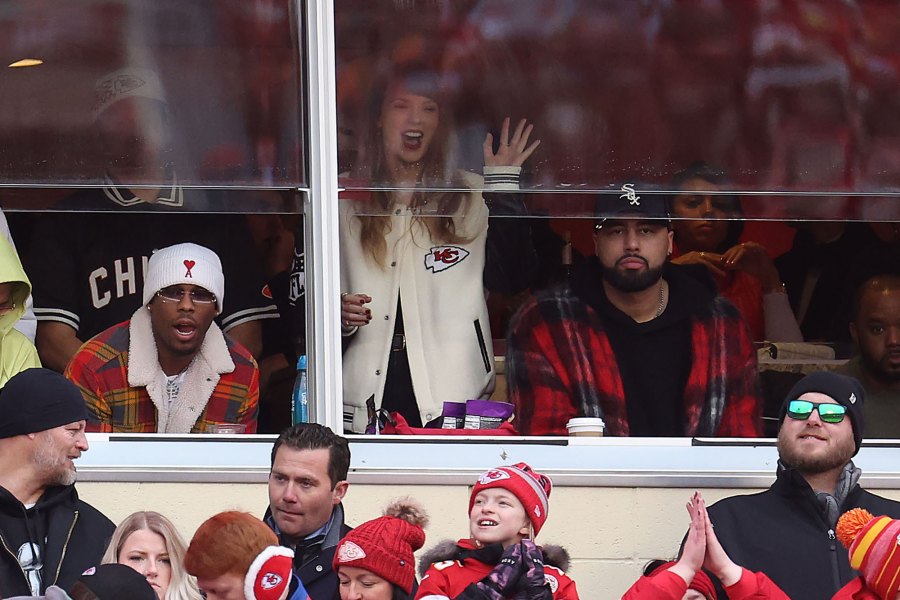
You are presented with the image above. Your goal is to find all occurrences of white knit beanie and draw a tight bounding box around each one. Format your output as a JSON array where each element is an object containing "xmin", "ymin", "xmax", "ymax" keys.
[{"xmin": 142, "ymin": 243, "xmax": 224, "ymax": 312}]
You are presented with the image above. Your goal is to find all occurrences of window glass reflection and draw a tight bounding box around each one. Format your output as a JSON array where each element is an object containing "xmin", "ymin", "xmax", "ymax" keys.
[
  {"xmin": 336, "ymin": 0, "xmax": 900, "ymax": 221},
  {"xmin": 0, "ymin": 0, "xmax": 304, "ymax": 190},
  {"xmin": 336, "ymin": 0, "xmax": 900, "ymax": 438}
]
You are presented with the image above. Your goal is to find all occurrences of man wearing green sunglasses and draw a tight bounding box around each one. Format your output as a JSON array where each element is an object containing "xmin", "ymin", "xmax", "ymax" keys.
[{"xmin": 703, "ymin": 372, "xmax": 900, "ymax": 600}]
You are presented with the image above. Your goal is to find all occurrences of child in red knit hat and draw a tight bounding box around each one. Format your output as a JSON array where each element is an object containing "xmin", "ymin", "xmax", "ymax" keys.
[
  {"xmin": 333, "ymin": 497, "xmax": 429, "ymax": 600},
  {"xmin": 834, "ymin": 508, "xmax": 900, "ymax": 599},
  {"xmin": 416, "ymin": 462, "xmax": 579, "ymax": 599}
]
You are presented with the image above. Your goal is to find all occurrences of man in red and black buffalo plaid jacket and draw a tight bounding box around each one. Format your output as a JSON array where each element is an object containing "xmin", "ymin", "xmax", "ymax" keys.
[{"xmin": 507, "ymin": 206, "xmax": 761, "ymax": 437}]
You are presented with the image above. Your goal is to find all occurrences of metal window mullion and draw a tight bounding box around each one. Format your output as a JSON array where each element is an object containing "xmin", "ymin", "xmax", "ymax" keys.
[{"xmin": 302, "ymin": 0, "xmax": 343, "ymax": 431}]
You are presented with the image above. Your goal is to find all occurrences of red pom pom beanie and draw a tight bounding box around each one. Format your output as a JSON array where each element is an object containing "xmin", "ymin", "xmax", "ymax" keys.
[
  {"xmin": 332, "ymin": 498, "xmax": 428, "ymax": 594},
  {"xmin": 469, "ymin": 462, "xmax": 553, "ymax": 537}
]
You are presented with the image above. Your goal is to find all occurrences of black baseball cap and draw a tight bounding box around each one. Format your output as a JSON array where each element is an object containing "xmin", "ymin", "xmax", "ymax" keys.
[{"xmin": 595, "ymin": 183, "xmax": 671, "ymax": 225}]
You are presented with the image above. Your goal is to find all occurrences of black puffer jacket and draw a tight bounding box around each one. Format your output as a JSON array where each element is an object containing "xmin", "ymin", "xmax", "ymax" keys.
[
  {"xmin": 0, "ymin": 484, "xmax": 114, "ymax": 597},
  {"xmin": 707, "ymin": 467, "xmax": 900, "ymax": 600}
]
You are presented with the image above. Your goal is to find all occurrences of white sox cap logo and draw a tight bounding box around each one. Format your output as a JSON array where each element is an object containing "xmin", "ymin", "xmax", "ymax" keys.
[{"xmin": 620, "ymin": 183, "xmax": 640, "ymax": 205}]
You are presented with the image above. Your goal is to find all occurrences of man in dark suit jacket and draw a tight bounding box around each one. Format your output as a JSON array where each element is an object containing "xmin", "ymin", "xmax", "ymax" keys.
[{"xmin": 265, "ymin": 424, "xmax": 351, "ymax": 599}]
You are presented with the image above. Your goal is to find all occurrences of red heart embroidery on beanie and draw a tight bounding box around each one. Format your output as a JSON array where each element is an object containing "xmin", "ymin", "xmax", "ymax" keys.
[{"xmin": 184, "ymin": 260, "xmax": 195, "ymax": 277}]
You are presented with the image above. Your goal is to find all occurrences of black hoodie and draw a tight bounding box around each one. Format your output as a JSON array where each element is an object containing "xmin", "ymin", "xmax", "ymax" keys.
[{"xmin": 0, "ymin": 483, "xmax": 114, "ymax": 597}]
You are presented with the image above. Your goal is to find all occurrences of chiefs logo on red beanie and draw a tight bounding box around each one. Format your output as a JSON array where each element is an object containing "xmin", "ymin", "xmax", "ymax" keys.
[{"xmin": 469, "ymin": 463, "xmax": 552, "ymax": 536}]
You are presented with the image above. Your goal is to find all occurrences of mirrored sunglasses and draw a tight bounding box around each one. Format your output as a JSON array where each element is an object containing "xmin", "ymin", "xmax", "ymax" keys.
[{"xmin": 786, "ymin": 400, "xmax": 847, "ymax": 424}]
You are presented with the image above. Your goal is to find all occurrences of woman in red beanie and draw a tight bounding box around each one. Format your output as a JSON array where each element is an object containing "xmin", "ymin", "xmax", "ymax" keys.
[
  {"xmin": 622, "ymin": 492, "xmax": 789, "ymax": 600},
  {"xmin": 333, "ymin": 497, "xmax": 429, "ymax": 600}
]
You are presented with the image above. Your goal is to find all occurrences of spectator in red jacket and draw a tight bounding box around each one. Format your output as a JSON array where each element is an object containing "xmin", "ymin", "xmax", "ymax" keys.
[
  {"xmin": 507, "ymin": 184, "xmax": 761, "ymax": 436},
  {"xmin": 416, "ymin": 463, "xmax": 579, "ymax": 599},
  {"xmin": 623, "ymin": 492, "xmax": 788, "ymax": 600}
]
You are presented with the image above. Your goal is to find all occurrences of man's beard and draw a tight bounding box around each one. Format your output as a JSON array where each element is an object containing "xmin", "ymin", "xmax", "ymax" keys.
[
  {"xmin": 33, "ymin": 436, "xmax": 76, "ymax": 487},
  {"xmin": 861, "ymin": 350, "xmax": 900, "ymax": 384},
  {"xmin": 776, "ymin": 427, "xmax": 855, "ymax": 475},
  {"xmin": 601, "ymin": 258, "xmax": 664, "ymax": 293}
]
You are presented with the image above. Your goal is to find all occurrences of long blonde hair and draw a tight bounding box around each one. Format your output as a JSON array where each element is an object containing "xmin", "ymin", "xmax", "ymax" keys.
[
  {"xmin": 354, "ymin": 62, "xmax": 471, "ymax": 266},
  {"xmin": 102, "ymin": 511, "xmax": 203, "ymax": 600}
]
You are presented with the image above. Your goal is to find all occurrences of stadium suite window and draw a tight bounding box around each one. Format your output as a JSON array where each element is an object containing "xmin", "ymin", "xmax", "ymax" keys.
[{"xmin": 2, "ymin": 0, "xmax": 899, "ymax": 439}]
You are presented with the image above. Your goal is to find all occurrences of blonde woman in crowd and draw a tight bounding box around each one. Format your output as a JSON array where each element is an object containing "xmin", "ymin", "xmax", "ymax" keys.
[{"xmin": 102, "ymin": 511, "xmax": 202, "ymax": 600}]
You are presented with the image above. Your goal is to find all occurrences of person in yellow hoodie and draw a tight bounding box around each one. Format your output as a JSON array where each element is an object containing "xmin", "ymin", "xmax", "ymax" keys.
[{"xmin": 0, "ymin": 235, "xmax": 41, "ymax": 386}]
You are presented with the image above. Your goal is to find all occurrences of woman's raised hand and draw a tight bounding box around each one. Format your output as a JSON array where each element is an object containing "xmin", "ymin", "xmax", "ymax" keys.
[{"xmin": 484, "ymin": 117, "xmax": 541, "ymax": 168}]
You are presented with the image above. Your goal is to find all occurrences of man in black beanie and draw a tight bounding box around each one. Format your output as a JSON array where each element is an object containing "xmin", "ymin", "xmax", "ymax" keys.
[
  {"xmin": 703, "ymin": 371, "xmax": 900, "ymax": 600},
  {"xmin": 0, "ymin": 368, "xmax": 115, "ymax": 598}
]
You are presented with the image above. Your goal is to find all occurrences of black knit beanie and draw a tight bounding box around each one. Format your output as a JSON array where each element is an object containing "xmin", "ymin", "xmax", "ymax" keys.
[
  {"xmin": 0, "ymin": 368, "xmax": 88, "ymax": 438},
  {"xmin": 779, "ymin": 371, "xmax": 865, "ymax": 453}
]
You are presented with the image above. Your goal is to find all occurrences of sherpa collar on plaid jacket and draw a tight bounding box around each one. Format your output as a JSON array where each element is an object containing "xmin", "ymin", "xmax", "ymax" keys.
[
  {"xmin": 127, "ymin": 306, "xmax": 233, "ymax": 432},
  {"xmin": 67, "ymin": 308, "xmax": 258, "ymax": 433},
  {"xmin": 506, "ymin": 263, "xmax": 762, "ymax": 437}
]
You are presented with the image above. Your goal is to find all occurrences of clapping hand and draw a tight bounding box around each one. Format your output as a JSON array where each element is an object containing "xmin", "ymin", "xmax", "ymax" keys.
[
  {"xmin": 668, "ymin": 492, "xmax": 707, "ymax": 585},
  {"xmin": 670, "ymin": 491, "xmax": 743, "ymax": 590},
  {"xmin": 699, "ymin": 493, "xmax": 742, "ymax": 587}
]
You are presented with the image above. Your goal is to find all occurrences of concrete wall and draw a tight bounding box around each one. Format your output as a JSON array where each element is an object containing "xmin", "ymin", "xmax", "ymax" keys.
[{"xmin": 81, "ymin": 481, "xmax": 897, "ymax": 597}]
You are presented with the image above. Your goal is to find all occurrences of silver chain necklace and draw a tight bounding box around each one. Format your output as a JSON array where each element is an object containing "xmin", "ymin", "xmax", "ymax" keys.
[{"xmin": 655, "ymin": 281, "xmax": 666, "ymax": 318}]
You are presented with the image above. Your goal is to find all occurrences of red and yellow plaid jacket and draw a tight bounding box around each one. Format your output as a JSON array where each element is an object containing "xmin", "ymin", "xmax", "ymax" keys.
[{"xmin": 66, "ymin": 319, "xmax": 258, "ymax": 433}]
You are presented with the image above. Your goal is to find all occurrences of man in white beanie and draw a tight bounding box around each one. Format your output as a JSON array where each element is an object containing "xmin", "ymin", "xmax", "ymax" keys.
[
  {"xmin": 26, "ymin": 67, "xmax": 277, "ymax": 374},
  {"xmin": 65, "ymin": 243, "xmax": 259, "ymax": 433}
]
